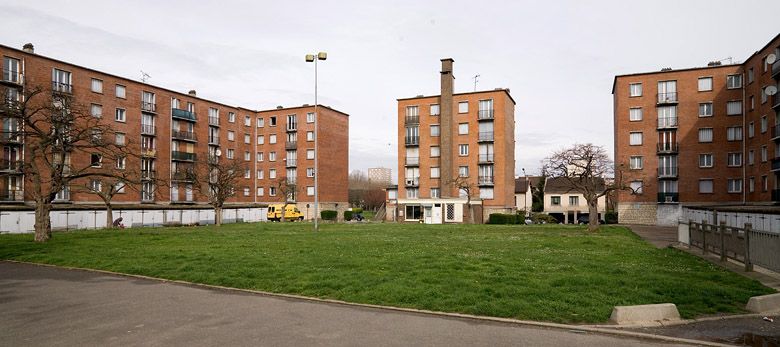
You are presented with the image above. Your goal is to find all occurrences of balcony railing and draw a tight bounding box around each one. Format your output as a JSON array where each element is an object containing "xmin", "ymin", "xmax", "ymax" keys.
[
  {"xmin": 657, "ymin": 92, "xmax": 678, "ymax": 104},
  {"xmin": 172, "ymin": 151, "xmax": 196, "ymax": 161},
  {"xmin": 286, "ymin": 122, "xmax": 297, "ymax": 132},
  {"xmin": 141, "ymin": 169, "xmax": 156, "ymax": 180},
  {"xmin": 772, "ymin": 157, "xmax": 780, "ymax": 172},
  {"xmin": 405, "ymin": 156, "xmax": 419, "ymax": 166},
  {"xmin": 208, "ymin": 136, "xmax": 220, "ymax": 145},
  {"xmin": 0, "ymin": 189, "xmax": 23, "ymax": 202},
  {"xmin": 141, "ymin": 101, "xmax": 156, "ymax": 113},
  {"xmin": 286, "ymin": 159, "xmax": 297, "ymax": 167},
  {"xmin": 0, "ymin": 159, "xmax": 22, "ymax": 172},
  {"xmin": 51, "ymin": 81, "xmax": 72, "ymax": 94},
  {"xmin": 478, "ymin": 131, "xmax": 494, "ymax": 142},
  {"xmin": 405, "ymin": 115, "xmax": 419, "ymax": 124},
  {"xmin": 772, "ymin": 189, "xmax": 780, "ymax": 202},
  {"xmin": 2, "ymin": 69, "xmax": 23, "ymax": 85},
  {"xmin": 656, "ymin": 142, "xmax": 679, "ymax": 153},
  {"xmin": 478, "ymin": 109, "xmax": 494, "ymax": 120},
  {"xmin": 404, "ymin": 178, "xmax": 419, "ymax": 187},
  {"xmin": 405, "ymin": 135, "xmax": 419, "ymax": 146},
  {"xmin": 0, "ymin": 131, "xmax": 22, "ymax": 143},
  {"xmin": 141, "ymin": 124, "xmax": 156, "ymax": 135},
  {"xmin": 658, "ymin": 166, "xmax": 678, "ymax": 178},
  {"xmin": 208, "ymin": 116, "xmax": 220, "ymax": 126},
  {"xmin": 172, "ymin": 108, "xmax": 196, "ymax": 121},
  {"xmin": 774, "ymin": 94, "xmax": 780, "ymax": 110},
  {"xmin": 657, "ymin": 116, "xmax": 678, "ymax": 129},
  {"xmin": 141, "ymin": 148, "xmax": 156, "ymax": 157},
  {"xmin": 478, "ymin": 175, "xmax": 494, "ymax": 185},
  {"xmin": 172, "ymin": 130, "xmax": 197, "ymax": 141},
  {"xmin": 772, "ymin": 61, "xmax": 780, "ymax": 79},
  {"xmin": 657, "ymin": 192, "xmax": 679, "ymax": 203},
  {"xmin": 171, "ymin": 170, "xmax": 195, "ymax": 181},
  {"xmin": 479, "ymin": 154, "xmax": 494, "ymax": 163},
  {"xmin": 285, "ymin": 141, "xmax": 297, "ymax": 149}
]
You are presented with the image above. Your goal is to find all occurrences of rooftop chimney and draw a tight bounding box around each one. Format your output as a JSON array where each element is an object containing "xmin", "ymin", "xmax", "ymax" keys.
[
  {"xmin": 440, "ymin": 58, "xmax": 455, "ymax": 197},
  {"xmin": 188, "ymin": 90, "xmax": 197, "ymax": 96},
  {"xmin": 707, "ymin": 61, "xmax": 722, "ymax": 67},
  {"xmin": 661, "ymin": 67, "xmax": 672, "ymax": 71},
  {"xmin": 276, "ymin": 106, "xmax": 283, "ymax": 109},
  {"xmin": 302, "ymin": 103, "xmax": 310, "ymax": 106},
  {"xmin": 22, "ymin": 43, "xmax": 34, "ymax": 54}
]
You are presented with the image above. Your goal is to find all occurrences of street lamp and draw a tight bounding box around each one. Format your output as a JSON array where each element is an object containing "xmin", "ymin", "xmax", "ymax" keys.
[{"xmin": 305, "ymin": 52, "xmax": 326, "ymax": 231}]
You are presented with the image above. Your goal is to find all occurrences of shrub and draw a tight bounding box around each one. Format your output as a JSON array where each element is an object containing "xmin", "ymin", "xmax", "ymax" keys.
[
  {"xmin": 344, "ymin": 210, "xmax": 353, "ymax": 221},
  {"xmin": 488, "ymin": 213, "xmax": 517, "ymax": 224},
  {"xmin": 321, "ymin": 210, "xmax": 337, "ymax": 221},
  {"xmin": 605, "ymin": 211, "xmax": 618, "ymax": 224},
  {"xmin": 531, "ymin": 213, "xmax": 558, "ymax": 224},
  {"xmin": 352, "ymin": 208, "xmax": 363, "ymax": 214}
]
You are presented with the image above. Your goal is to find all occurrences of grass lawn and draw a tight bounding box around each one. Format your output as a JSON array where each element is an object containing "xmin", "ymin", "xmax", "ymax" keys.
[{"xmin": 0, "ymin": 223, "xmax": 773, "ymax": 323}]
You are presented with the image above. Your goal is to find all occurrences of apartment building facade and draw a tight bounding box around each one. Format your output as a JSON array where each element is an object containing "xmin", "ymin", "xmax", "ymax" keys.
[
  {"xmin": 0, "ymin": 43, "xmax": 348, "ymax": 219},
  {"xmin": 389, "ymin": 58, "xmax": 516, "ymax": 223},
  {"xmin": 613, "ymin": 34, "xmax": 780, "ymax": 225}
]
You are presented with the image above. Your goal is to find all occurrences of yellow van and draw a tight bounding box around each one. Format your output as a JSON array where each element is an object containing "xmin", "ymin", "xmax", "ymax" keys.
[{"xmin": 267, "ymin": 204, "xmax": 304, "ymax": 222}]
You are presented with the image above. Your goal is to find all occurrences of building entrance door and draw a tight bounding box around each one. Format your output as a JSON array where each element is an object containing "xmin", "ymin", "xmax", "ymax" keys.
[
  {"xmin": 424, "ymin": 206, "xmax": 432, "ymax": 224},
  {"xmin": 431, "ymin": 203, "xmax": 443, "ymax": 224}
]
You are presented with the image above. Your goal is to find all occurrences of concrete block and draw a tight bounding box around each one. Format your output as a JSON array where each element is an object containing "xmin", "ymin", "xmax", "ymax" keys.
[
  {"xmin": 609, "ymin": 303, "xmax": 681, "ymax": 325},
  {"xmin": 746, "ymin": 293, "xmax": 780, "ymax": 313}
]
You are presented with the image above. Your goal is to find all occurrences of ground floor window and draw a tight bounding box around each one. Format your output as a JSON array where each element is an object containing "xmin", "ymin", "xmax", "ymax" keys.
[{"xmin": 405, "ymin": 205, "xmax": 422, "ymax": 220}]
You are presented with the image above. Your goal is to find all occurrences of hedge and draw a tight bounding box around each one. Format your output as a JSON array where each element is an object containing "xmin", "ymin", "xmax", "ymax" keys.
[
  {"xmin": 487, "ymin": 213, "xmax": 520, "ymax": 224},
  {"xmin": 344, "ymin": 210, "xmax": 353, "ymax": 221},
  {"xmin": 321, "ymin": 210, "xmax": 337, "ymax": 221},
  {"xmin": 605, "ymin": 211, "xmax": 618, "ymax": 224}
]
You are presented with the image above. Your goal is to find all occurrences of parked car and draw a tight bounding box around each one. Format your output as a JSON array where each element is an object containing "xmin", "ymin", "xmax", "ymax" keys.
[
  {"xmin": 267, "ymin": 204, "xmax": 304, "ymax": 222},
  {"xmin": 577, "ymin": 214, "xmax": 605, "ymax": 225}
]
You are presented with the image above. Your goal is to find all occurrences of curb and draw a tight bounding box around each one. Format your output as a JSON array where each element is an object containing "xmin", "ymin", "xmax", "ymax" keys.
[{"xmin": 3, "ymin": 259, "xmax": 732, "ymax": 347}]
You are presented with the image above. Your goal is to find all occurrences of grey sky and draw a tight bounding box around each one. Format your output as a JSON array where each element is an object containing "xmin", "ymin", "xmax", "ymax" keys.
[{"xmin": 2, "ymin": 0, "xmax": 779, "ymax": 180}]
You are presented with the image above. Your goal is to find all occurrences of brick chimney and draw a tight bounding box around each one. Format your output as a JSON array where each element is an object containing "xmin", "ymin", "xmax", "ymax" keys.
[
  {"xmin": 440, "ymin": 58, "xmax": 455, "ymax": 197},
  {"xmin": 188, "ymin": 90, "xmax": 197, "ymax": 96},
  {"xmin": 22, "ymin": 43, "xmax": 34, "ymax": 54}
]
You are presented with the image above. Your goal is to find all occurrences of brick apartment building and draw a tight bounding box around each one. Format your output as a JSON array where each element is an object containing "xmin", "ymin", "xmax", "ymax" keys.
[
  {"xmin": 0, "ymin": 43, "xmax": 348, "ymax": 219},
  {"xmin": 613, "ymin": 33, "xmax": 780, "ymax": 225},
  {"xmin": 387, "ymin": 58, "xmax": 516, "ymax": 223}
]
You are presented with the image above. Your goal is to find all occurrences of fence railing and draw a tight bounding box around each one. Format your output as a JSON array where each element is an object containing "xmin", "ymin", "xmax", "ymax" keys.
[{"xmin": 688, "ymin": 220, "xmax": 779, "ymax": 273}]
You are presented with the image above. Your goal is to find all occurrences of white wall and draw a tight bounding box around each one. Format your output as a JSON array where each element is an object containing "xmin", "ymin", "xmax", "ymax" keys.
[{"xmin": 680, "ymin": 207, "xmax": 779, "ymax": 233}]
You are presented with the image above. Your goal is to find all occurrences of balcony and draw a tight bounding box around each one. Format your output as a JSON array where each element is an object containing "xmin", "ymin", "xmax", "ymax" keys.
[
  {"xmin": 0, "ymin": 131, "xmax": 22, "ymax": 144},
  {"xmin": 141, "ymin": 169, "xmax": 156, "ymax": 180},
  {"xmin": 208, "ymin": 136, "xmax": 220, "ymax": 145},
  {"xmin": 478, "ymin": 109, "xmax": 494, "ymax": 120},
  {"xmin": 773, "ymin": 124, "xmax": 780, "ymax": 141},
  {"xmin": 1, "ymin": 69, "xmax": 23, "ymax": 86},
  {"xmin": 772, "ymin": 157, "xmax": 780, "ymax": 172},
  {"xmin": 772, "ymin": 189, "xmax": 780, "ymax": 203},
  {"xmin": 656, "ymin": 92, "xmax": 678, "ymax": 104},
  {"xmin": 658, "ymin": 166, "xmax": 678, "ymax": 178},
  {"xmin": 405, "ymin": 135, "xmax": 419, "ymax": 146},
  {"xmin": 51, "ymin": 81, "xmax": 72, "ymax": 94},
  {"xmin": 657, "ymin": 116, "xmax": 678, "ymax": 129},
  {"xmin": 171, "ymin": 170, "xmax": 195, "ymax": 181},
  {"xmin": 478, "ymin": 175, "xmax": 494, "ymax": 186},
  {"xmin": 172, "ymin": 151, "xmax": 196, "ymax": 161},
  {"xmin": 656, "ymin": 142, "xmax": 679, "ymax": 154},
  {"xmin": 772, "ymin": 60, "xmax": 780, "ymax": 80},
  {"xmin": 0, "ymin": 189, "xmax": 23, "ymax": 202},
  {"xmin": 774, "ymin": 94, "xmax": 780, "ymax": 110},
  {"xmin": 208, "ymin": 116, "xmax": 220, "ymax": 126},
  {"xmin": 141, "ymin": 102, "xmax": 156, "ymax": 113},
  {"xmin": 286, "ymin": 159, "xmax": 297, "ymax": 167},
  {"xmin": 657, "ymin": 192, "xmax": 679, "ymax": 204},
  {"xmin": 404, "ymin": 178, "xmax": 419, "ymax": 187},
  {"xmin": 405, "ymin": 115, "xmax": 419, "ymax": 124},
  {"xmin": 285, "ymin": 141, "xmax": 297, "ymax": 149},
  {"xmin": 479, "ymin": 154, "xmax": 494, "ymax": 163},
  {"xmin": 172, "ymin": 130, "xmax": 197, "ymax": 142},
  {"xmin": 172, "ymin": 108, "xmax": 196, "ymax": 121},
  {"xmin": 405, "ymin": 156, "xmax": 419, "ymax": 166},
  {"xmin": 0, "ymin": 159, "xmax": 22, "ymax": 172},
  {"xmin": 478, "ymin": 131, "xmax": 494, "ymax": 142},
  {"xmin": 141, "ymin": 124, "xmax": 156, "ymax": 136},
  {"xmin": 286, "ymin": 123, "xmax": 297, "ymax": 132},
  {"xmin": 141, "ymin": 148, "xmax": 156, "ymax": 157}
]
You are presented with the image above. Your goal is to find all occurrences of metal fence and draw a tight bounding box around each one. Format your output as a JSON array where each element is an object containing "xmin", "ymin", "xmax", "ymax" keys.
[{"xmin": 688, "ymin": 220, "xmax": 780, "ymax": 273}]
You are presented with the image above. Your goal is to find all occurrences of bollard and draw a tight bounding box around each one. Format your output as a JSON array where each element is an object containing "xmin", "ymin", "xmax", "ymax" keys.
[
  {"xmin": 744, "ymin": 223, "xmax": 753, "ymax": 272},
  {"xmin": 701, "ymin": 220, "xmax": 707, "ymax": 255},
  {"xmin": 719, "ymin": 221, "xmax": 727, "ymax": 262}
]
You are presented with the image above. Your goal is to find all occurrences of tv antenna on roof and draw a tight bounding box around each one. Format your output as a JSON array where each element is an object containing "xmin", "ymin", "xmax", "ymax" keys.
[
  {"xmin": 719, "ymin": 57, "xmax": 734, "ymax": 64},
  {"xmin": 473, "ymin": 74, "xmax": 480, "ymax": 92},
  {"xmin": 140, "ymin": 70, "xmax": 151, "ymax": 83}
]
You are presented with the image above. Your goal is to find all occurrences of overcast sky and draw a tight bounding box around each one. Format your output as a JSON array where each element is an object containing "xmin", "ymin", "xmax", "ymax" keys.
[{"xmin": 2, "ymin": 1, "xmax": 779, "ymax": 180}]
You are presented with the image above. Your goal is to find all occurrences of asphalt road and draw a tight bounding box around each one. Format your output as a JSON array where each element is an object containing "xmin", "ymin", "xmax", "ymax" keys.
[{"xmin": 0, "ymin": 261, "xmax": 697, "ymax": 347}]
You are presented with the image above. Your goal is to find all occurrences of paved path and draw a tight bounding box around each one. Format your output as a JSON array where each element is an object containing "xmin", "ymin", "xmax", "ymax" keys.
[
  {"xmin": 0, "ymin": 261, "xmax": 696, "ymax": 347},
  {"xmin": 624, "ymin": 224, "xmax": 678, "ymax": 248}
]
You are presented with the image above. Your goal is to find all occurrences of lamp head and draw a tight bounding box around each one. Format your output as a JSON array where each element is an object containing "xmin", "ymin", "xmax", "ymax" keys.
[
  {"xmin": 305, "ymin": 54, "xmax": 315, "ymax": 62},
  {"xmin": 317, "ymin": 52, "xmax": 327, "ymax": 60}
]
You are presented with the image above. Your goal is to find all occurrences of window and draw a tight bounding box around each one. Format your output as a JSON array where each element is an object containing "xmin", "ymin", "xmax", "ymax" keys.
[
  {"xmin": 307, "ymin": 149, "xmax": 315, "ymax": 159},
  {"xmin": 115, "ymin": 182, "xmax": 125, "ymax": 194},
  {"xmin": 226, "ymin": 149, "xmax": 234, "ymax": 159},
  {"xmin": 698, "ymin": 128, "xmax": 713, "ymax": 143},
  {"xmin": 227, "ymin": 131, "xmax": 235, "ymax": 141},
  {"xmin": 569, "ymin": 196, "xmax": 579, "ymax": 206},
  {"xmin": 630, "ymin": 181, "xmax": 643, "ymax": 194},
  {"xmin": 115, "ymin": 85, "xmax": 126, "ymax": 98},
  {"xmin": 629, "ymin": 83, "xmax": 642, "ymax": 97},
  {"xmin": 458, "ymin": 144, "xmax": 469, "ymax": 156},
  {"xmin": 551, "ymin": 196, "xmax": 561, "ymax": 205},
  {"xmin": 3, "ymin": 57, "xmax": 20, "ymax": 83},
  {"xmin": 430, "ymin": 167, "xmax": 440, "ymax": 178},
  {"xmin": 228, "ymin": 112, "xmax": 236, "ymax": 123},
  {"xmin": 244, "ymin": 134, "xmax": 251, "ymax": 144},
  {"xmin": 307, "ymin": 131, "xmax": 314, "ymax": 141},
  {"xmin": 406, "ymin": 188, "xmax": 419, "ymax": 199},
  {"xmin": 306, "ymin": 112, "xmax": 314, "ymax": 123},
  {"xmin": 269, "ymin": 169, "xmax": 277, "ymax": 179},
  {"xmin": 629, "ymin": 132, "xmax": 643, "ymax": 145},
  {"xmin": 458, "ymin": 101, "xmax": 468, "ymax": 113},
  {"xmin": 269, "ymin": 134, "xmax": 277, "ymax": 144},
  {"xmin": 241, "ymin": 115, "xmax": 249, "ymax": 127},
  {"xmin": 307, "ymin": 186, "xmax": 315, "ymax": 196},
  {"xmin": 405, "ymin": 205, "xmax": 422, "ymax": 219},
  {"xmin": 430, "ymin": 125, "xmax": 440, "ymax": 137},
  {"xmin": 257, "ymin": 135, "xmax": 265, "ymax": 144},
  {"xmin": 458, "ymin": 123, "xmax": 469, "ymax": 135},
  {"xmin": 458, "ymin": 166, "xmax": 469, "ymax": 177},
  {"xmin": 726, "ymin": 74, "xmax": 742, "ymax": 89},
  {"xmin": 726, "ymin": 126, "xmax": 742, "ymax": 141},
  {"xmin": 727, "ymin": 153, "xmax": 742, "ymax": 167},
  {"xmin": 726, "ymin": 101, "xmax": 742, "ymax": 116},
  {"xmin": 479, "ymin": 188, "xmax": 494, "ymax": 199},
  {"xmin": 657, "ymin": 106, "xmax": 677, "ymax": 128},
  {"xmin": 244, "ymin": 151, "xmax": 251, "ymax": 161},
  {"xmin": 257, "ymin": 187, "xmax": 264, "ymax": 196},
  {"xmin": 761, "ymin": 145, "xmax": 768, "ymax": 162},
  {"xmin": 244, "ymin": 169, "xmax": 251, "ymax": 179},
  {"xmin": 762, "ymin": 87, "xmax": 768, "ymax": 104},
  {"xmin": 761, "ymin": 115, "xmax": 768, "ymax": 133},
  {"xmin": 257, "ymin": 117, "xmax": 264, "ymax": 128},
  {"xmin": 430, "ymin": 188, "xmax": 440, "ymax": 198},
  {"xmin": 116, "ymin": 156, "xmax": 126, "ymax": 170},
  {"xmin": 430, "ymin": 146, "xmax": 440, "ymax": 157},
  {"xmin": 748, "ymin": 150, "xmax": 755, "ymax": 165},
  {"xmin": 115, "ymin": 133, "xmax": 125, "ymax": 146},
  {"xmin": 306, "ymin": 168, "xmax": 315, "ymax": 177},
  {"xmin": 699, "ymin": 103, "xmax": 713, "ymax": 117},
  {"xmin": 749, "ymin": 122, "xmax": 755, "ymax": 138},
  {"xmin": 269, "ymin": 116, "xmax": 277, "ymax": 126},
  {"xmin": 748, "ymin": 68, "xmax": 754, "ymax": 84},
  {"xmin": 91, "ymin": 104, "xmax": 102, "ymax": 118},
  {"xmin": 727, "ymin": 179, "xmax": 742, "ymax": 193},
  {"xmin": 115, "ymin": 108, "xmax": 126, "ymax": 122},
  {"xmin": 762, "ymin": 175, "xmax": 768, "ymax": 192},
  {"xmin": 90, "ymin": 154, "xmax": 102, "ymax": 168},
  {"xmin": 699, "ymin": 180, "xmax": 713, "ymax": 194},
  {"xmin": 269, "ymin": 152, "xmax": 277, "ymax": 161},
  {"xmin": 52, "ymin": 69, "xmax": 71, "ymax": 92},
  {"xmin": 749, "ymin": 177, "xmax": 755, "ymax": 193},
  {"xmin": 698, "ymin": 77, "xmax": 712, "ymax": 91},
  {"xmin": 699, "ymin": 154, "xmax": 714, "ymax": 168},
  {"xmin": 629, "ymin": 108, "xmax": 642, "ymax": 121},
  {"xmin": 91, "ymin": 78, "xmax": 103, "ymax": 93},
  {"xmin": 269, "ymin": 187, "xmax": 277, "ymax": 196},
  {"xmin": 89, "ymin": 179, "xmax": 102, "ymax": 192},
  {"xmin": 430, "ymin": 104, "xmax": 440, "ymax": 116},
  {"xmin": 257, "ymin": 169, "xmax": 264, "ymax": 179},
  {"xmin": 629, "ymin": 156, "xmax": 643, "ymax": 169},
  {"xmin": 255, "ymin": 152, "xmax": 263, "ymax": 162}
]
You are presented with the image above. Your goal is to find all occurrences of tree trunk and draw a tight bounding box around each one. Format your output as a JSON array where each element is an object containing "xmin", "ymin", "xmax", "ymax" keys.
[
  {"xmin": 215, "ymin": 206, "xmax": 223, "ymax": 226},
  {"xmin": 34, "ymin": 202, "xmax": 52, "ymax": 242},
  {"xmin": 105, "ymin": 203, "xmax": 114, "ymax": 229},
  {"xmin": 587, "ymin": 198, "xmax": 599, "ymax": 232},
  {"xmin": 467, "ymin": 203, "xmax": 475, "ymax": 224},
  {"xmin": 280, "ymin": 203, "xmax": 288, "ymax": 223}
]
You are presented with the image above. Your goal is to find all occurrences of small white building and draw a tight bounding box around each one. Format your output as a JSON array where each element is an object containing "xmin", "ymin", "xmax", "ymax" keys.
[
  {"xmin": 514, "ymin": 176, "xmax": 543, "ymax": 215},
  {"xmin": 543, "ymin": 177, "xmax": 607, "ymax": 224}
]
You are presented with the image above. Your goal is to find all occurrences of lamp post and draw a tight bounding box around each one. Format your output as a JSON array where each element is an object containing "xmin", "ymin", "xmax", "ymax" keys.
[{"xmin": 306, "ymin": 52, "xmax": 327, "ymax": 231}]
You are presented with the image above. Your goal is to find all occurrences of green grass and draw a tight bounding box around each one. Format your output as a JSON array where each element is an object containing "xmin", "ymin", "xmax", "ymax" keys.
[{"xmin": 0, "ymin": 223, "xmax": 773, "ymax": 323}]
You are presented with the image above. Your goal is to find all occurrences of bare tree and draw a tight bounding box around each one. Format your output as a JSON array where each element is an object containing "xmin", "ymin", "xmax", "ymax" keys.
[
  {"xmin": 541, "ymin": 143, "xmax": 628, "ymax": 232},
  {"xmin": 192, "ymin": 154, "xmax": 246, "ymax": 226},
  {"xmin": 274, "ymin": 177, "xmax": 299, "ymax": 222},
  {"xmin": 1, "ymin": 85, "xmax": 133, "ymax": 242},
  {"xmin": 447, "ymin": 176, "xmax": 476, "ymax": 224},
  {"xmin": 348, "ymin": 169, "xmax": 369, "ymax": 208}
]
